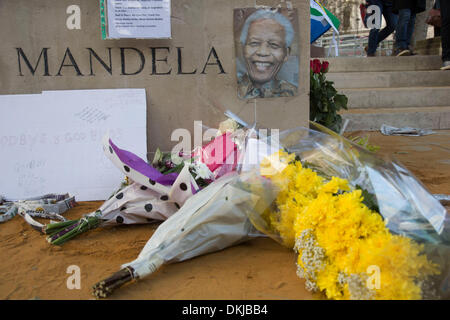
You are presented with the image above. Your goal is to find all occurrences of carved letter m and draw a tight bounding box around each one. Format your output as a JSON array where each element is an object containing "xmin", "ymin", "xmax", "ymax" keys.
[{"xmin": 16, "ymin": 48, "xmax": 50, "ymax": 76}]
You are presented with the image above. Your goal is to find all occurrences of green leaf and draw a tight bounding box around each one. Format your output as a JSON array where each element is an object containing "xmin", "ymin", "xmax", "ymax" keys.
[
  {"xmin": 310, "ymin": 107, "xmax": 316, "ymax": 121},
  {"xmin": 334, "ymin": 94, "xmax": 348, "ymax": 110},
  {"xmin": 309, "ymin": 64, "xmax": 349, "ymax": 133},
  {"xmin": 355, "ymin": 185, "xmax": 380, "ymax": 213},
  {"xmin": 152, "ymin": 148, "xmax": 163, "ymax": 166},
  {"xmin": 326, "ymin": 86, "xmax": 337, "ymax": 99},
  {"xmin": 164, "ymin": 161, "xmax": 185, "ymax": 174}
]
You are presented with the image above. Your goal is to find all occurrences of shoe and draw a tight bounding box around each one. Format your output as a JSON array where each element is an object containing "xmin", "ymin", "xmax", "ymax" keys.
[
  {"xmin": 408, "ymin": 46, "xmax": 417, "ymax": 56},
  {"xmin": 396, "ymin": 49, "xmax": 411, "ymax": 56},
  {"xmin": 441, "ymin": 61, "xmax": 450, "ymax": 70},
  {"xmin": 364, "ymin": 46, "xmax": 376, "ymax": 57}
]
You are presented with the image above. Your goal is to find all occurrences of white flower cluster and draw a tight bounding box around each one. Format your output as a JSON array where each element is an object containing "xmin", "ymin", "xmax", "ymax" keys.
[
  {"xmin": 188, "ymin": 161, "xmax": 214, "ymax": 180},
  {"xmin": 338, "ymin": 273, "xmax": 375, "ymax": 300},
  {"xmin": 294, "ymin": 229, "xmax": 325, "ymax": 292},
  {"xmin": 218, "ymin": 118, "xmax": 240, "ymax": 136}
]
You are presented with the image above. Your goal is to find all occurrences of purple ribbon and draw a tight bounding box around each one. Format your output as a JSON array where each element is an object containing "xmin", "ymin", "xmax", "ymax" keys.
[{"xmin": 109, "ymin": 139, "xmax": 178, "ymax": 186}]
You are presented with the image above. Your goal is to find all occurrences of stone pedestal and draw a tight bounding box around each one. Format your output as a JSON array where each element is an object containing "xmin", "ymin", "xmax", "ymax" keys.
[{"xmin": 0, "ymin": 0, "xmax": 310, "ymax": 157}]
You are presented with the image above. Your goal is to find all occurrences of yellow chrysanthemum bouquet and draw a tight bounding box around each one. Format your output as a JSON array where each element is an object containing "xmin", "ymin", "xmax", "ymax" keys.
[{"xmin": 236, "ymin": 123, "xmax": 449, "ymax": 300}]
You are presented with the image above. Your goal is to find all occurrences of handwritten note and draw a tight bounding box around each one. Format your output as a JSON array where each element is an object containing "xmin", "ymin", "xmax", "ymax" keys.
[
  {"xmin": 0, "ymin": 89, "xmax": 147, "ymax": 201},
  {"xmin": 74, "ymin": 106, "xmax": 111, "ymax": 124}
]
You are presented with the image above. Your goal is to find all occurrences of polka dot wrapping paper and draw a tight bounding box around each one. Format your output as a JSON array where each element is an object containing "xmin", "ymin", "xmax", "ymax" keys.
[{"xmin": 43, "ymin": 129, "xmax": 242, "ymax": 246}]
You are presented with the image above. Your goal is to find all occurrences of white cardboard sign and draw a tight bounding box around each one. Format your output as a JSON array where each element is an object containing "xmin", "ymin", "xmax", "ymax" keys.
[{"xmin": 0, "ymin": 89, "xmax": 147, "ymax": 201}]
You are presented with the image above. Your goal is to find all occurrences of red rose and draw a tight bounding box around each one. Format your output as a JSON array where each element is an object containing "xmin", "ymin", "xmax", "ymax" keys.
[
  {"xmin": 321, "ymin": 61, "xmax": 329, "ymax": 73},
  {"xmin": 312, "ymin": 59, "xmax": 322, "ymax": 74}
]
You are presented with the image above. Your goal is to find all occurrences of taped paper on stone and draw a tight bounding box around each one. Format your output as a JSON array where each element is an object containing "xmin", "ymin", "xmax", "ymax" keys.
[
  {"xmin": 234, "ymin": 7, "xmax": 299, "ymax": 99},
  {"xmin": 101, "ymin": 0, "xmax": 171, "ymax": 39}
]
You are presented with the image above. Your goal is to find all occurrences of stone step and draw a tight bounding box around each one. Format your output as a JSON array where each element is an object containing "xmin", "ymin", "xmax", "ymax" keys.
[
  {"xmin": 341, "ymin": 106, "xmax": 450, "ymax": 131},
  {"xmin": 415, "ymin": 37, "xmax": 441, "ymax": 49},
  {"xmin": 416, "ymin": 46, "xmax": 442, "ymax": 56},
  {"xmin": 322, "ymin": 55, "xmax": 442, "ymax": 72},
  {"xmin": 327, "ymin": 70, "xmax": 450, "ymax": 89},
  {"xmin": 340, "ymin": 86, "xmax": 450, "ymax": 109},
  {"xmin": 415, "ymin": 38, "xmax": 442, "ymax": 56}
]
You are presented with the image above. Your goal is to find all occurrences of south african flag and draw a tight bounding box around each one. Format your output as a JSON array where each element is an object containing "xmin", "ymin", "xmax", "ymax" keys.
[{"xmin": 310, "ymin": 0, "xmax": 340, "ymax": 43}]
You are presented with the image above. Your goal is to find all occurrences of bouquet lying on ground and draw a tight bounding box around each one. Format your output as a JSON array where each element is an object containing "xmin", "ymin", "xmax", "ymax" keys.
[
  {"xmin": 92, "ymin": 172, "xmax": 260, "ymax": 298},
  {"xmin": 92, "ymin": 121, "xmax": 449, "ymax": 300},
  {"xmin": 43, "ymin": 117, "xmax": 244, "ymax": 245},
  {"xmin": 237, "ymin": 123, "xmax": 449, "ymax": 300},
  {"xmin": 92, "ymin": 118, "xmax": 266, "ymax": 298}
]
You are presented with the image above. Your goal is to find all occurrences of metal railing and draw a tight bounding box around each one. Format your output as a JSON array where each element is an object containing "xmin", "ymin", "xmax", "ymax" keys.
[{"xmin": 315, "ymin": 31, "xmax": 395, "ymax": 57}]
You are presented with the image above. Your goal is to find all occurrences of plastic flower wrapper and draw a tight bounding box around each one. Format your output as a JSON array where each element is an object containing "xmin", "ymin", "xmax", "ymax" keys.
[
  {"xmin": 190, "ymin": 114, "xmax": 247, "ymax": 182},
  {"xmin": 92, "ymin": 172, "xmax": 261, "ymax": 298},
  {"xmin": 232, "ymin": 123, "xmax": 449, "ymax": 300},
  {"xmin": 151, "ymin": 115, "xmax": 245, "ymax": 185}
]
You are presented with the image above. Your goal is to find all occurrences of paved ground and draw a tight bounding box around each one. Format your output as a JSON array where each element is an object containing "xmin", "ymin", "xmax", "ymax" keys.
[{"xmin": 0, "ymin": 131, "xmax": 449, "ymax": 300}]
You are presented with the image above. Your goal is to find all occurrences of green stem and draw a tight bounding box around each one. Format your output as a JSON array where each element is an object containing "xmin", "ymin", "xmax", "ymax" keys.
[
  {"xmin": 49, "ymin": 216, "xmax": 100, "ymax": 245},
  {"xmin": 44, "ymin": 220, "xmax": 78, "ymax": 234}
]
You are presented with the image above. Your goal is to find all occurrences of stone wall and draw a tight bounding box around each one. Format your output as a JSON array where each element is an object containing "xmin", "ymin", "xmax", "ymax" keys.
[{"xmin": 0, "ymin": 0, "xmax": 310, "ymax": 158}]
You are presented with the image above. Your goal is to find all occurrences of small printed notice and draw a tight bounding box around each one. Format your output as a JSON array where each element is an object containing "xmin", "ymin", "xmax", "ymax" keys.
[{"xmin": 107, "ymin": 0, "xmax": 171, "ymax": 39}]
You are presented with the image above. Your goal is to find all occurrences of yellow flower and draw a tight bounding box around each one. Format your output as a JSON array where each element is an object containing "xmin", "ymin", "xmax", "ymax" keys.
[
  {"xmin": 320, "ymin": 176, "xmax": 350, "ymax": 194},
  {"xmin": 259, "ymin": 152, "xmax": 440, "ymax": 300},
  {"xmin": 260, "ymin": 150, "xmax": 295, "ymax": 177}
]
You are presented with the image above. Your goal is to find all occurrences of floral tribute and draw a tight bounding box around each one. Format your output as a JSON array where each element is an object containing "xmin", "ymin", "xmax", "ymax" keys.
[
  {"xmin": 310, "ymin": 59, "xmax": 348, "ymax": 133},
  {"xmin": 257, "ymin": 150, "xmax": 440, "ymax": 300},
  {"xmin": 43, "ymin": 119, "xmax": 243, "ymax": 245}
]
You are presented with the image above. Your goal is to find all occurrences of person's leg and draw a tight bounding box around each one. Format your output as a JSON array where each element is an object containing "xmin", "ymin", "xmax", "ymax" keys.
[
  {"xmin": 405, "ymin": 12, "xmax": 416, "ymax": 48},
  {"xmin": 395, "ymin": 8, "xmax": 412, "ymax": 51},
  {"xmin": 376, "ymin": 3, "xmax": 398, "ymax": 44},
  {"xmin": 368, "ymin": 29, "xmax": 379, "ymax": 56},
  {"xmin": 367, "ymin": 0, "xmax": 383, "ymax": 55},
  {"xmin": 441, "ymin": 0, "xmax": 450, "ymax": 66},
  {"xmin": 434, "ymin": 26, "xmax": 441, "ymax": 38},
  {"xmin": 433, "ymin": 0, "xmax": 441, "ymax": 38}
]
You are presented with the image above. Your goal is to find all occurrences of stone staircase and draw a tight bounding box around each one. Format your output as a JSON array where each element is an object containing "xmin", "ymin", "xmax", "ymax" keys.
[
  {"xmin": 415, "ymin": 37, "xmax": 442, "ymax": 56},
  {"xmin": 323, "ymin": 55, "xmax": 450, "ymax": 131}
]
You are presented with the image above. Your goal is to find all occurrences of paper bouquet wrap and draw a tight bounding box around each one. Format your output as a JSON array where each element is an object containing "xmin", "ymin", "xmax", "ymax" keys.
[
  {"xmin": 44, "ymin": 127, "xmax": 244, "ymax": 245},
  {"xmin": 92, "ymin": 172, "xmax": 260, "ymax": 298},
  {"xmin": 44, "ymin": 136, "xmax": 204, "ymax": 245}
]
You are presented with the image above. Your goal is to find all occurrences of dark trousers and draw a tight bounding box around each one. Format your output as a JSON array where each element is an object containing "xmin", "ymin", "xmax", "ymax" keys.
[
  {"xmin": 367, "ymin": 0, "xmax": 398, "ymax": 55},
  {"xmin": 395, "ymin": 8, "xmax": 416, "ymax": 50},
  {"xmin": 442, "ymin": 0, "xmax": 450, "ymax": 61}
]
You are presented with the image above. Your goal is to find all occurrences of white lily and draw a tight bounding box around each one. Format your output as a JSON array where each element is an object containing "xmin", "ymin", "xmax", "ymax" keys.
[{"xmin": 189, "ymin": 161, "xmax": 214, "ymax": 180}]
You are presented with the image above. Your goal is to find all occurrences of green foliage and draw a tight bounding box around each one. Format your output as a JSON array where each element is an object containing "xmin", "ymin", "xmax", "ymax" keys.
[
  {"xmin": 310, "ymin": 65, "xmax": 348, "ymax": 133},
  {"xmin": 355, "ymin": 184, "xmax": 380, "ymax": 213}
]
